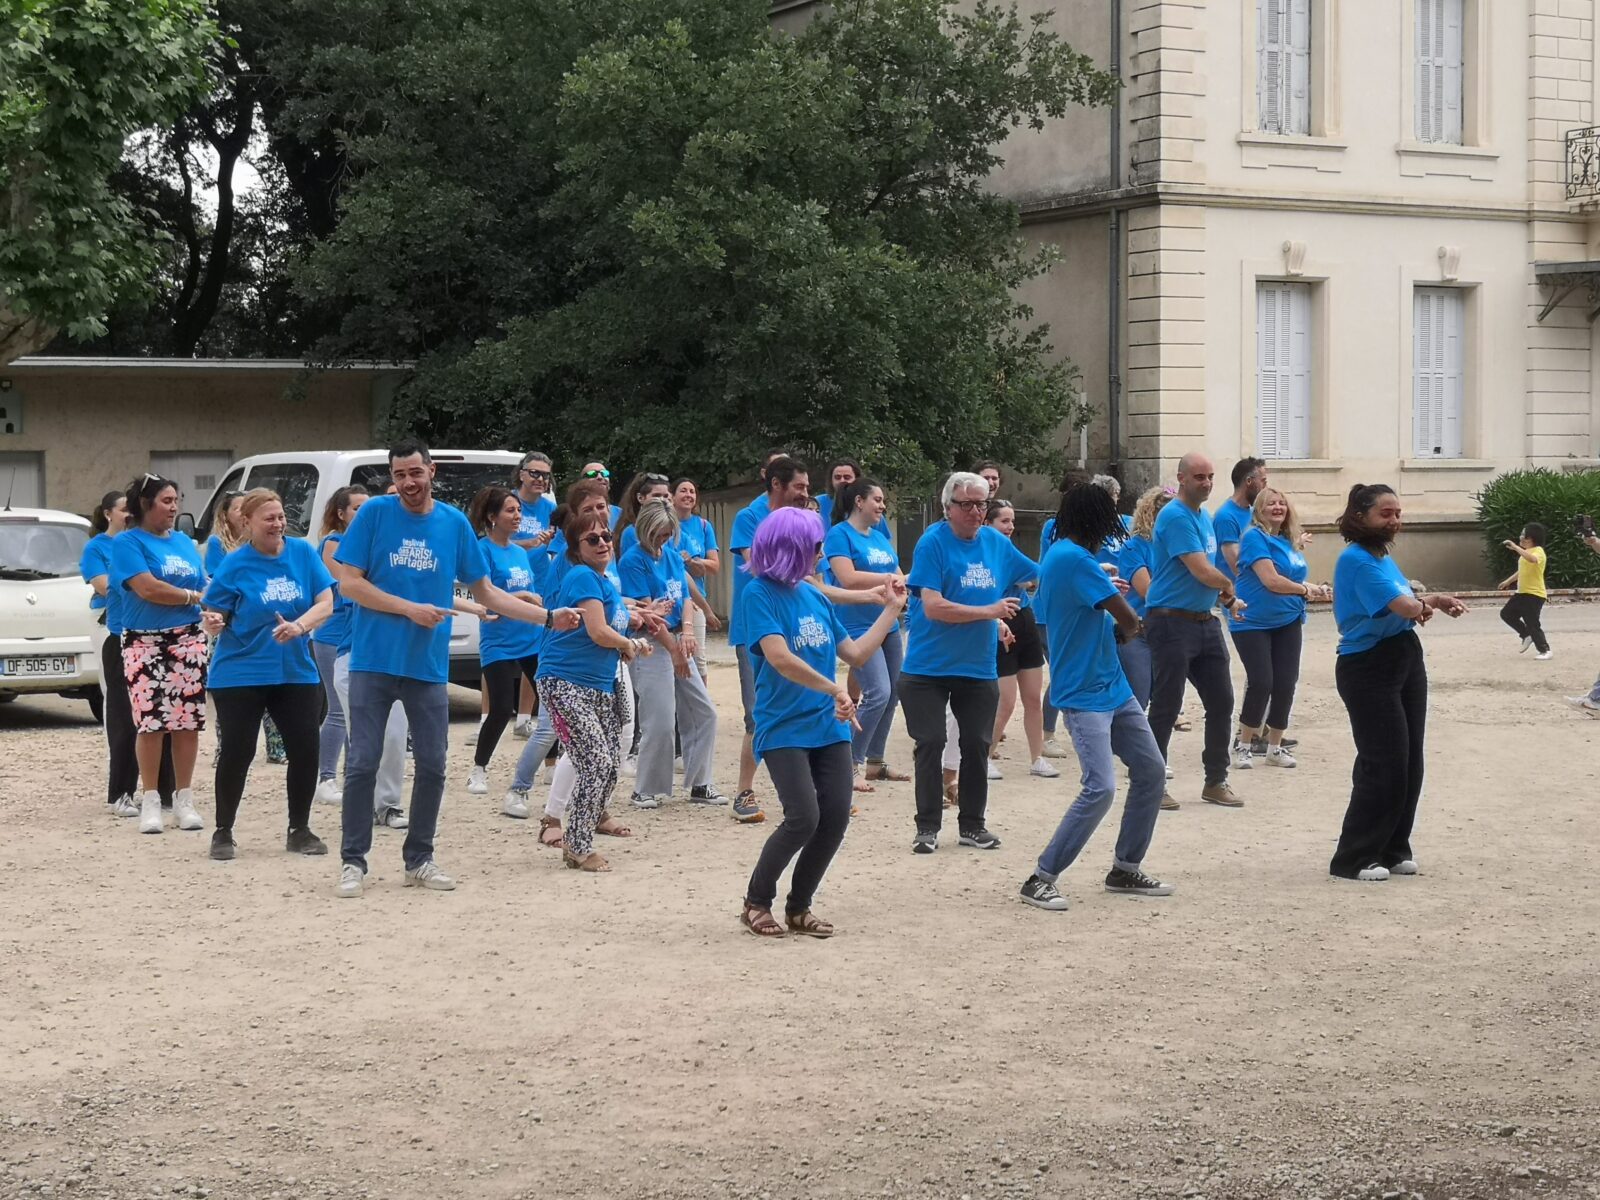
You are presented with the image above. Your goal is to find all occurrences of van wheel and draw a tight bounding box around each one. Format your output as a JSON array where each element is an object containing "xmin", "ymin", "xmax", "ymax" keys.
[{"xmin": 87, "ymin": 686, "xmax": 104, "ymax": 723}]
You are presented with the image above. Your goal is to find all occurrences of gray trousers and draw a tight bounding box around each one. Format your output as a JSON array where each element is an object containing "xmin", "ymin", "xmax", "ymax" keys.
[{"xmin": 629, "ymin": 643, "xmax": 717, "ymax": 796}]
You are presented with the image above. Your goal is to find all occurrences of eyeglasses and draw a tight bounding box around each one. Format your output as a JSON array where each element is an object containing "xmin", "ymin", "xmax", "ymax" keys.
[
  {"xmin": 643, "ymin": 473, "xmax": 669, "ymax": 485},
  {"xmin": 581, "ymin": 532, "xmax": 614, "ymax": 547},
  {"xmin": 582, "ymin": 468, "xmax": 611, "ymax": 480},
  {"xmin": 522, "ymin": 469, "xmax": 551, "ymax": 480},
  {"xmin": 949, "ymin": 499, "xmax": 988, "ymax": 512}
]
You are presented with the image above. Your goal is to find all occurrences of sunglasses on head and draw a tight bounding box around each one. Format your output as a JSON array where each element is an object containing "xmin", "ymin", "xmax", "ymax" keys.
[
  {"xmin": 581, "ymin": 532, "xmax": 614, "ymax": 547},
  {"xmin": 643, "ymin": 473, "xmax": 669, "ymax": 485},
  {"xmin": 582, "ymin": 468, "xmax": 611, "ymax": 480}
]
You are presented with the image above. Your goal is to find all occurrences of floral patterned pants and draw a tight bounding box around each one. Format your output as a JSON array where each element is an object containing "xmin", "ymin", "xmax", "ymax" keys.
[{"xmin": 538, "ymin": 676, "xmax": 628, "ymax": 856}]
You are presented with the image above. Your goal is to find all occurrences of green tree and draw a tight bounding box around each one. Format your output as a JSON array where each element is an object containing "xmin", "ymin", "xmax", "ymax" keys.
[
  {"xmin": 300, "ymin": 0, "xmax": 1115, "ymax": 494},
  {"xmin": 0, "ymin": 0, "xmax": 220, "ymax": 363}
]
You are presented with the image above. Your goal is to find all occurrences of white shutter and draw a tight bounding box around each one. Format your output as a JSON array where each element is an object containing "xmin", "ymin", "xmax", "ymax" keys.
[
  {"xmin": 1288, "ymin": 0, "xmax": 1312, "ymax": 136},
  {"xmin": 1258, "ymin": 0, "xmax": 1287, "ymax": 135},
  {"xmin": 1257, "ymin": 282, "xmax": 1312, "ymax": 460},
  {"xmin": 1416, "ymin": 0, "xmax": 1463, "ymax": 144},
  {"xmin": 1413, "ymin": 287, "xmax": 1465, "ymax": 458}
]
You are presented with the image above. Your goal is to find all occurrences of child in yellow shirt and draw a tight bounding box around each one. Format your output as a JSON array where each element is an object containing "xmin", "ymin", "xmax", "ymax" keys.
[{"xmin": 1498, "ymin": 523, "xmax": 1550, "ymax": 660}]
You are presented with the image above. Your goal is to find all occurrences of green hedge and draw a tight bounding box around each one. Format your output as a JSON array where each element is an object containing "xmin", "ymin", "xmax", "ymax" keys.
[{"xmin": 1474, "ymin": 468, "xmax": 1600, "ymax": 588}]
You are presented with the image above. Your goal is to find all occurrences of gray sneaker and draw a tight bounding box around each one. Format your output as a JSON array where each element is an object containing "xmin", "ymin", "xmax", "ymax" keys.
[
  {"xmin": 375, "ymin": 807, "xmax": 409, "ymax": 829},
  {"xmin": 912, "ymin": 829, "xmax": 938, "ymax": 855},
  {"xmin": 403, "ymin": 860, "xmax": 457, "ymax": 891}
]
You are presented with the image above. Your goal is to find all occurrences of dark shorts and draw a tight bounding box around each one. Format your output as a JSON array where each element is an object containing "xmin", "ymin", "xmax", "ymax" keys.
[{"xmin": 997, "ymin": 606, "xmax": 1045, "ymax": 677}]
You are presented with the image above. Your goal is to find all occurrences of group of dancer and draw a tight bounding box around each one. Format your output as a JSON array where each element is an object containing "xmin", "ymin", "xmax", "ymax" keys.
[{"xmin": 78, "ymin": 440, "xmax": 1468, "ymax": 929}]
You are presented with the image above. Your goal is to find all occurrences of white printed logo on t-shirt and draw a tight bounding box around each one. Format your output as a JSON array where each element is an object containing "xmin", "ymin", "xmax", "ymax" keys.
[
  {"xmin": 389, "ymin": 538, "xmax": 439, "ymax": 573},
  {"xmin": 507, "ymin": 566, "xmax": 532, "ymax": 591},
  {"xmin": 794, "ymin": 614, "xmax": 831, "ymax": 651},
  {"xmin": 866, "ymin": 547, "xmax": 894, "ymax": 566},
  {"xmin": 260, "ymin": 576, "xmax": 303, "ymax": 605},
  {"xmin": 960, "ymin": 562, "xmax": 996, "ymax": 591},
  {"xmin": 164, "ymin": 555, "xmax": 198, "ymax": 579}
]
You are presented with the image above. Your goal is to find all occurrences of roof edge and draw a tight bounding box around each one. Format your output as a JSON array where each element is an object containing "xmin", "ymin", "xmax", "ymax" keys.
[{"xmin": 4, "ymin": 356, "xmax": 414, "ymax": 373}]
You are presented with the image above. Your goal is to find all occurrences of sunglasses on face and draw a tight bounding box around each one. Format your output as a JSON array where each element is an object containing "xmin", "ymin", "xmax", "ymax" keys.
[
  {"xmin": 582, "ymin": 468, "xmax": 611, "ymax": 480},
  {"xmin": 523, "ymin": 468, "xmax": 551, "ymax": 480},
  {"xmin": 581, "ymin": 532, "xmax": 614, "ymax": 547}
]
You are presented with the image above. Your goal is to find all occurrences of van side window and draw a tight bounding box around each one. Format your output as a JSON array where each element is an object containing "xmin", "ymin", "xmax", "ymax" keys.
[
  {"xmin": 244, "ymin": 462, "xmax": 319, "ymax": 538},
  {"xmin": 196, "ymin": 466, "xmax": 246, "ymax": 543}
]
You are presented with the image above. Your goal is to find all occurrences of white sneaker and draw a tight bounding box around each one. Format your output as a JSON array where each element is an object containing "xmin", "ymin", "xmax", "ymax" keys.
[
  {"xmin": 1519, "ymin": 636, "xmax": 1533, "ymax": 653},
  {"xmin": 138, "ymin": 791, "xmax": 163, "ymax": 834},
  {"xmin": 1564, "ymin": 695, "xmax": 1600, "ymax": 714},
  {"xmin": 1165, "ymin": 763, "xmax": 1174, "ymax": 780},
  {"xmin": 1535, "ymin": 650, "xmax": 1553, "ymax": 661},
  {"xmin": 404, "ymin": 860, "xmax": 457, "ymax": 891},
  {"xmin": 172, "ymin": 789, "xmax": 204, "ymax": 831},
  {"xmin": 1355, "ymin": 864, "xmax": 1391, "ymax": 882},
  {"xmin": 986, "ymin": 760, "xmax": 1003, "ymax": 780},
  {"xmin": 1265, "ymin": 745, "xmax": 1297, "ymax": 768},
  {"xmin": 1029, "ymin": 756, "xmax": 1060, "ymax": 779},
  {"xmin": 336, "ymin": 863, "xmax": 364, "ymax": 898},
  {"xmin": 314, "ymin": 778, "xmax": 343, "ymax": 806},
  {"xmin": 622, "ymin": 754, "xmax": 638, "ymax": 778},
  {"xmin": 466, "ymin": 765, "xmax": 489, "ymax": 795},
  {"xmin": 513, "ymin": 717, "xmax": 534, "ymax": 740},
  {"xmin": 1041, "ymin": 737, "xmax": 1069, "ymax": 759},
  {"xmin": 376, "ymin": 808, "xmax": 409, "ymax": 830},
  {"xmin": 502, "ymin": 787, "xmax": 530, "ymax": 819},
  {"xmin": 112, "ymin": 794, "xmax": 141, "ymax": 818},
  {"xmin": 1390, "ymin": 859, "xmax": 1419, "ymax": 876},
  {"xmin": 1232, "ymin": 742, "xmax": 1254, "ymax": 771}
]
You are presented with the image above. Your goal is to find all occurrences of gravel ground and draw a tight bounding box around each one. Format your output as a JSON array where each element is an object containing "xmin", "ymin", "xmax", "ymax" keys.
[{"xmin": 2, "ymin": 602, "xmax": 1598, "ymax": 1200}]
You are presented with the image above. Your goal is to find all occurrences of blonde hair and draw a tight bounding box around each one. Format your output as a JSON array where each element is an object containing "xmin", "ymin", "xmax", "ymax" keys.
[
  {"xmin": 239, "ymin": 488, "xmax": 284, "ymax": 528},
  {"xmin": 1130, "ymin": 486, "xmax": 1174, "ymax": 540},
  {"xmin": 1250, "ymin": 487, "xmax": 1302, "ymax": 545},
  {"xmin": 218, "ymin": 493, "xmax": 249, "ymax": 551},
  {"xmin": 634, "ymin": 498, "xmax": 679, "ymax": 553}
]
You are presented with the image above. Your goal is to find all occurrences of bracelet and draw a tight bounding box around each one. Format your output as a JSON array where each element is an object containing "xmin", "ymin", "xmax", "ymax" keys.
[{"xmin": 544, "ymin": 608, "xmax": 554, "ymax": 629}]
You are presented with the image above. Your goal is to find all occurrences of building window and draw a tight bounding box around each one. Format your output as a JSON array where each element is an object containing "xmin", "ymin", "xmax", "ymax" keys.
[
  {"xmin": 1412, "ymin": 287, "xmax": 1465, "ymax": 459},
  {"xmin": 1415, "ymin": 0, "xmax": 1463, "ymax": 144},
  {"xmin": 1257, "ymin": 0, "xmax": 1311, "ymax": 136},
  {"xmin": 1256, "ymin": 281, "xmax": 1312, "ymax": 460}
]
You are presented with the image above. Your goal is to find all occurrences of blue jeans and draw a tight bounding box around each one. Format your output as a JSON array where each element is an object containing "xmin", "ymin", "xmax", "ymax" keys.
[
  {"xmin": 511, "ymin": 704, "xmax": 560, "ymax": 793},
  {"xmin": 735, "ymin": 644, "xmax": 757, "ymax": 734},
  {"xmin": 1039, "ymin": 624, "xmax": 1059, "ymax": 734},
  {"xmin": 341, "ymin": 671, "xmax": 449, "ymax": 873},
  {"xmin": 312, "ymin": 640, "xmax": 344, "ymax": 781},
  {"xmin": 851, "ymin": 627, "xmax": 904, "ymax": 764},
  {"xmin": 1116, "ymin": 634, "xmax": 1152, "ymax": 710},
  {"xmin": 1035, "ymin": 698, "xmax": 1166, "ymax": 880}
]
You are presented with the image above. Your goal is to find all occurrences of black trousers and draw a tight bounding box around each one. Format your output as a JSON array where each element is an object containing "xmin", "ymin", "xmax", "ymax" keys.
[
  {"xmin": 744, "ymin": 742, "xmax": 853, "ymax": 914},
  {"xmin": 211, "ymin": 683, "xmax": 322, "ymax": 833},
  {"xmin": 100, "ymin": 633, "xmax": 174, "ymax": 804},
  {"xmin": 1331, "ymin": 631, "xmax": 1427, "ymax": 878},
  {"xmin": 1499, "ymin": 594, "xmax": 1549, "ymax": 654},
  {"xmin": 1146, "ymin": 613, "xmax": 1235, "ymax": 785},
  {"xmin": 476, "ymin": 654, "xmax": 539, "ymax": 768},
  {"xmin": 899, "ymin": 673, "xmax": 999, "ymax": 834},
  {"xmin": 1231, "ymin": 621, "xmax": 1303, "ymax": 731}
]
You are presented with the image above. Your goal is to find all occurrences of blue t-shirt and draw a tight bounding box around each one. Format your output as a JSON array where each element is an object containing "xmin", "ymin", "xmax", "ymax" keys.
[
  {"xmin": 904, "ymin": 523, "xmax": 1038, "ymax": 680},
  {"xmin": 311, "ymin": 533, "xmax": 350, "ymax": 648},
  {"xmin": 1038, "ymin": 517, "xmax": 1056, "ymax": 558},
  {"xmin": 1146, "ymin": 502, "xmax": 1219, "ymax": 613},
  {"xmin": 823, "ymin": 520, "xmax": 899, "ymax": 634},
  {"xmin": 1038, "ymin": 540, "xmax": 1132, "ymax": 713},
  {"xmin": 515, "ymin": 493, "xmax": 557, "ymax": 546},
  {"xmin": 675, "ymin": 513, "xmax": 718, "ymax": 560},
  {"xmin": 111, "ymin": 527, "xmax": 205, "ymax": 632},
  {"xmin": 617, "ymin": 524, "xmax": 639, "ymax": 558},
  {"xmin": 204, "ymin": 535, "xmax": 230, "ymax": 576},
  {"xmin": 478, "ymin": 537, "xmax": 545, "ymax": 665},
  {"xmin": 743, "ymin": 577, "xmax": 851, "ymax": 759},
  {"xmin": 1212, "ymin": 497, "xmax": 1252, "ymax": 579},
  {"xmin": 728, "ymin": 497, "xmax": 773, "ymax": 648},
  {"xmin": 1334, "ymin": 545, "xmax": 1416, "ymax": 656},
  {"xmin": 618, "ymin": 543, "xmax": 689, "ymax": 632},
  {"xmin": 818, "ymin": 493, "xmax": 892, "ymax": 538},
  {"xmin": 334, "ymin": 495, "xmax": 487, "ymax": 683},
  {"xmin": 1116, "ymin": 535, "xmax": 1153, "ymax": 619},
  {"xmin": 204, "ymin": 539, "xmax": 334, "ymax": 688},
  {"xmin": 1235, "ymin": 527, "xmax": 1308, "ymax": 632},
  {"xmin": 81, "ymin": 533, "xmax": 113, "ymax": 616},
  {"xmin": 537, "ymin": 564, "xmax": 628, "ymax": 693}
]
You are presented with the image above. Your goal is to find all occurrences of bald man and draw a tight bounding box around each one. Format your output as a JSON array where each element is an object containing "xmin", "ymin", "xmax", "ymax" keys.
[{"xmin": 1143, "ymin": 453, "xmax": 1244, "ymax": 808}]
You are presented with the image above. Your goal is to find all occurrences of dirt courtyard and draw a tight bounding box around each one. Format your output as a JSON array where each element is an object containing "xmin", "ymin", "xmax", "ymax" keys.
[{"xmin": 3, "ymin": 602, "xmax": 1599, "ymax": 1200}]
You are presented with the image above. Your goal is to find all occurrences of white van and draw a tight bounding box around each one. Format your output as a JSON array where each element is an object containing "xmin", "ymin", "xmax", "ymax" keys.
[{"xmin": 189, "ymin": 450, "xmax": 525, "ymax": 686}]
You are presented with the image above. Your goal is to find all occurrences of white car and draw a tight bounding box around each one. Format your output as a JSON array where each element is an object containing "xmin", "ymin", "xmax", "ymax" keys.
[
  {"xmin": 0, "ymin": 508, "xmax": 103, "ymax": 718},
  {"xmin": 188, "ymin": 449, "xmax": 529, "ymax": 686}
]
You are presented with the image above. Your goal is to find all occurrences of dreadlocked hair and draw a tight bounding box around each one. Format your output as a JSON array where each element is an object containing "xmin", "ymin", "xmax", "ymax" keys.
[{"xmin": 1054, "ymin": 481, "xmax": 1126, "ymax": 551}]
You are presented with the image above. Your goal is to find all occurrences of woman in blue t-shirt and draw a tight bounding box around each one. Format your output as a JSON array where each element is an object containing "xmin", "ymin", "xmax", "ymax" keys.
[
  {"xmin": 536, "ymin": 509, "xmax": 656, "ymax": 871},
  {"xmin": 1329, "ymin": 484, "xmax": 1464, "ymax": 882},
  {"xmin": 1229, "ymin": 488, "xmax": 1330, "ymax": 771},
  {"xmin": 310, "ymin": 484, "xmax": 368, "ymax": 804},
  {"xmin": 670, "ymin": 477, "xmax": 722, "ymax": 676},
  {"xmin": 740, "ymin": 508, "xmax": 906, "ymax": 937},
  {"xmin": 200, "ymin": 488, "xmax": 335, "ymax": 861},
  {"xmin": 111, "ymin": 474, "xmax": 210, "ymax": 836},
  {"xmin": 466, "ymin": 486, "xmax": 549, "ymax": 797},
  {"xmin": 204, "ymin": 490, "xmax": 245, "ymax": 576}
]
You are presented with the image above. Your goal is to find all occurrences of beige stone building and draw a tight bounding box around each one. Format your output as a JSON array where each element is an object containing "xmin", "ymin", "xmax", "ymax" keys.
[{"xmin": 0, "ymin": 358, "xmax": 407, "ymax": 518}]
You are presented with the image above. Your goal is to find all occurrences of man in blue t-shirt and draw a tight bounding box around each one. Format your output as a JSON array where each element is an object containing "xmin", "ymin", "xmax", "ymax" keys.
[
  {"xmin": 507, "ymin": 449, "xmax": 558, "ymax": 737},
  {"xmin": 1143, "ymin": 452, "xmax": 1246, "ymax": 809},
  {"xmin": 331, "ymin": 439, "xmax": 580, "ymax": 899},
  {"xmin": 1213, "ymin": 457, "xmax": 1267, "ymax": 582}
]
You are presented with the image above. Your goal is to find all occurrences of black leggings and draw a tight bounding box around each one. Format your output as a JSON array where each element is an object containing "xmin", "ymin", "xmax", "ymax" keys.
[
  {"xmin": 745, "ymin": 742, "xmax": 853, "ymax": 915},
  {"xmin": 211, "ymin": 683, "xmax": 322, "ymax": 833},
  {"xmin": 1332, "ymin": 631, "xmax": 1426, "ymax": 877},
  {"xmin": 100, "ymin": 633, "xmax": 174, "ymax": 803},
  {"xmin": 476, "ymin": 655, "xmax": 539, "ymax": 768},
  {"xmin": 1499, "ymin": 594, "xmax": 1548, "ymax": 654},
  {"xmin": 1231, "ymin": 621, "xmax": 1303, "ymax": 731}
]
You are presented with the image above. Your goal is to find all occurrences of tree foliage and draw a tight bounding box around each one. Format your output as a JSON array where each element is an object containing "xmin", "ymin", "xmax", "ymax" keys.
[{"xmin": 0, "ymin": 0, "xmax": 219, "ymax": 363}]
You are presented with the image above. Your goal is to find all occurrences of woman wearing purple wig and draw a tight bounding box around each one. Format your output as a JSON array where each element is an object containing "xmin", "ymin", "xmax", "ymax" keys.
[{"xmin": 739, "ymin": 507, "xmax": 906, "ymax": 938}]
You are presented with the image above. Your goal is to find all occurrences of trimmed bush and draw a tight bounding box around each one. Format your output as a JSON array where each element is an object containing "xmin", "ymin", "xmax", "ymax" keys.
[{"xmin": 1474, "ymin": 468, "xmax": 1600, "ymax": 588}]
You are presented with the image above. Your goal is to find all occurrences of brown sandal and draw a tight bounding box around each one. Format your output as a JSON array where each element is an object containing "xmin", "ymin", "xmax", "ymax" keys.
[
  {"xmin": 852, "ymin": 768, "xmax": 875, "ymax": 794},
  {"xmin": 864, "ymin": 761, "xmax": 910, "ymax": 782},
  {"xmin": 563, "ymin": 849, "xmax": 611, "ymax": 872},
  {"xmin": 538, "ymin": 815, "xmax": 564, "ymax": 848},
  {"xmin": 594, "ymin": 810, "xmax": 633, "ymax": 838},
  {"xmin": 740, "ymin": 902, "xmax": 784, "ymax": 937},
  {"xmin": 785, "ymin": 909, "xmax": 835, "ymax": 939}
]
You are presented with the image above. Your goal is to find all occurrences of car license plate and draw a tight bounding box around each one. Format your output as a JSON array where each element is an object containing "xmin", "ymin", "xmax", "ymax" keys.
[
  {"xmin": 453, "ymin": 585, "xmax": 470, "ymax": 602},
  {"xmin": 1, "ymin": 655, "xmax": 74, "ymax": 677}
]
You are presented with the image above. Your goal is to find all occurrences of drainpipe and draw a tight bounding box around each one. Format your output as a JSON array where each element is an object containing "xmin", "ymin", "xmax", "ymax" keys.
[{"xmin": 1106, "ymin": 0, "xmax": 1124, "ymax": 480}]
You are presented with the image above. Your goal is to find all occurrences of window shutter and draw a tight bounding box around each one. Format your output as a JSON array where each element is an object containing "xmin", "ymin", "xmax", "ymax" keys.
[
  {"xmin": 1257, "ymin": 284, "xmax": 1282, "ymax": 457},
  {"xmin": 1441, "ymin": 0, "xmax": 1464, "ymax": 144},
  {"xmin": 1258, "ymin": 281, "xmax": 1312, "ymax": 460},
  {"xmin": 1416, "ymin": 0, "xmax": 1463, "ymax": 144},
  {"xmin": 1288, "ymin": 0, "xmax": 1312, "ymax": 136},
  {"xmin": 1258, "ymin": 0, "xmax": 1287, "ymax": 135},
  {"xmin": 1285, "ymin": 283, "xmax": 1312, "ymax": 458},
  {"xmin": 1416, "ymin": 0, "xmax": 1436, "ymax": 142},
  {"xmin": 1414, "ymin": 287, "xmax": 1465, "ymax": 458}
]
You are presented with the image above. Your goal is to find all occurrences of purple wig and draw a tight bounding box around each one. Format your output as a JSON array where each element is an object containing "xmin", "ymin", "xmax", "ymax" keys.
[{"xmin": 746, "ymin": 506, "xmax": 825, "ymax": 587}]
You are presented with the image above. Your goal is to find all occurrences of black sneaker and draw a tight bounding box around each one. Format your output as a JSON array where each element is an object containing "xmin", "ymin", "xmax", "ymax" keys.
[
  {"xmin": 958, "ymin": 827, "xmax": 1001, "ymax": 850},
  {"xmin": 1252, "ymin": 735, "xmax": 1297, "ymax": 755},
  {"xmin": 688, "ymin": 785, "xmax": 729, "ymax": 806},
  {"xmin": 210, "ymin": 831, "xmax": 236, "ymax": 861},
  {"xmin": 1019, "ymin": 874, "xmax": 1068, "ymax": 911},
  {"xmin": 912, "ymin": 829, "xmax": 938, "ymax": 855},
  {"xmin": 1104, "ymin": 866, "xmax": 1174, "ymax": 896},
  {"xmin": 286, "ymin": 827, "xmax": 328, "ymax": 856}
]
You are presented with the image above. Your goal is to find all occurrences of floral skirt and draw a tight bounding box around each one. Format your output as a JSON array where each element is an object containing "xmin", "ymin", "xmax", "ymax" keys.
[{"xmin": 122, "ymin": 625, "xmax": 209, "ymax": 734}]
